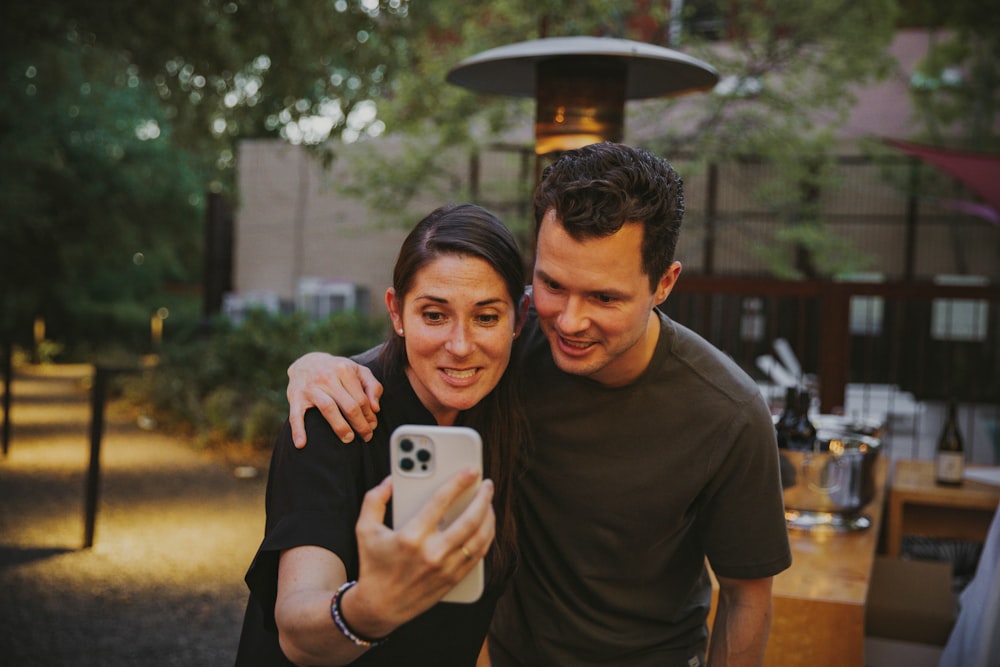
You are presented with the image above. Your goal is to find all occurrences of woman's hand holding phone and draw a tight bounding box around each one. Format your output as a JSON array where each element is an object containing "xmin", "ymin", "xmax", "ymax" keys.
[{"xmin": 346, "ymin": 466, "xmax": 495, "ymax": 633}]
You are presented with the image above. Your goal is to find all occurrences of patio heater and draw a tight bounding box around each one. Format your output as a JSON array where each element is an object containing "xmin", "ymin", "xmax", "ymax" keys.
[{"xmin": 446, "ymin": 36, "xmax": 719, "ymax": 155}]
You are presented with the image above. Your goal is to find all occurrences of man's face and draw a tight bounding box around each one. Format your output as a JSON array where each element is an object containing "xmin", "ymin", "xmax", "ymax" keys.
[{"xmin": 531, "ymin": 209, "xmax": 680, "ymax": 387}]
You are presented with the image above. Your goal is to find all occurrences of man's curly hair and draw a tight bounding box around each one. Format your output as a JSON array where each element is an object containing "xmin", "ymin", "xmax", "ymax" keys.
[{"xmin": 533, "ymin": 142, "xmax": 685, "ymax": 292}]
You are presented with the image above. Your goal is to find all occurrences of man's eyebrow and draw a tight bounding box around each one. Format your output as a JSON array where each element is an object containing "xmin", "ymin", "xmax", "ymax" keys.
[
  {"xmin": 535, "ymin": 269, "xmax": 628, "ymax": 300},
  {"xmin": 590, "ymin": 288, "xmax": 629, "ymax": 300},
  {"xmin": 534, "ymin": 268, "xmax": 557, "ymax": 284}
]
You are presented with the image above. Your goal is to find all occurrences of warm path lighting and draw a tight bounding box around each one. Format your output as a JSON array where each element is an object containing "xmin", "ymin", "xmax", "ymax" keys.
[{"xmin": 446, "ymin": 36, "xmax": 719, "ymax": 154}]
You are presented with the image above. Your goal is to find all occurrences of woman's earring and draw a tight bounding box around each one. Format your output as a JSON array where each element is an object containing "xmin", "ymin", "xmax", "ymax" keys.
[{"xmin": 398, "ymin": 328, "xmax": 404, "ymax": 336}]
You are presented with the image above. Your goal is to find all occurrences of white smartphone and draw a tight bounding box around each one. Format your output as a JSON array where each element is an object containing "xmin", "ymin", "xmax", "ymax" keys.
[{"xmin": 390, "ymin": 424, "xmax": 484, "ymax": 603}]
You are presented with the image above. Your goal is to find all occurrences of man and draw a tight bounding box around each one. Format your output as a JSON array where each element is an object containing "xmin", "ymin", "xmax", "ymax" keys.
[{"xmin": 286, "ymin": 142, "xmax": 791, "ymax": 666}]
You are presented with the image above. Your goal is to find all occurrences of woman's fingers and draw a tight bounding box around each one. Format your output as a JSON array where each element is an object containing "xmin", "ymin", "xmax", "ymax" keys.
[
  {"xmin": 403, "ymin": 466, "xmax": 481, "ymax": 533},
  {"xmin": 394, "ymin": 471, "xmax": 495, "ymax": 567},
  {"xmin": 453, "ymin": 499, "xmax": 495, "ymax": 563},
  {"xmin": 353, "ymin": 474, "xmax": 495, "ymax": 624},
  {"xmin": 420, "ymin": 478, "xmax": 496, "ymax": 576}
]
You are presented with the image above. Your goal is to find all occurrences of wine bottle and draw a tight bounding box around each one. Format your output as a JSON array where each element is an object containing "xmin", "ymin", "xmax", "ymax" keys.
[
  {"xmin": 788, "ymin": 390, "xmax": 817, "ymax": 450},
  {"xmin": 935, "ymin": 400, "xmax": 964, "ymax": 486},
  {"xmin": 775, "ymin": 387, "xmax": 799, "ymax": 449}
]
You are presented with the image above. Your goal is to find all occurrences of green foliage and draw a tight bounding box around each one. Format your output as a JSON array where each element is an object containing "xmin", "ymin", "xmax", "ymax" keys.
[
  {"xmin": 327, "ymin": 1, "xmax": 901, "ymax": 279},
  {"xmin": 125, "ymin": 309, "xmax": 386, "ymax": 449},
  {"xmin": 904, "ymin": 0, "xmax": 1000, "ymax": 150},
  {"xmin": 0, "ymin": 37, "xmax": 209, "ymax": 354},
  {"xmin": 9, "ymin": 1, "xmax": 993, "ymax": 367},
  {"xmin": 0, "ymin": 0, "xmax": 415, "ymax": 356},
  {"xmin": 658, "ymin": 0, "xmax": 898, "ymax": 156},
  {"xmin": 753, "ymin": 221, "xmax": 876, "ymax": 280},
  {"xmin": 641, "ymin": 0, "xmax": 898, "ymax": 279},
  {"xmin": 0, "ymin": 1, "xmax": 414, "ymax": 182}
]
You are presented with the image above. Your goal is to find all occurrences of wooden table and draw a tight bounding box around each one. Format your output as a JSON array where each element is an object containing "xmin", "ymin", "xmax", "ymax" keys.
[
  {"xmin": 885, "ymin": 459, "xmax": 1000, "ymax": 558},
  {"xmin": 709, "ymin": 456, "xmax": 889, "ymax": 666}
]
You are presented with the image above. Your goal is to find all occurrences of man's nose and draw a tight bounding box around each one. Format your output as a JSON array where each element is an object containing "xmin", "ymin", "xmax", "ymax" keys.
[{"xmin": 557, "ymin": 296, "xmax": 590, "ymax": 334}]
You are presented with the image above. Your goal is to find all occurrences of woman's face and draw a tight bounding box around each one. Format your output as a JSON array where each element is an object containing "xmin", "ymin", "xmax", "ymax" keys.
[{"xmin": 387, "ymin": 253, "xmax": 519, "ymax": 426}]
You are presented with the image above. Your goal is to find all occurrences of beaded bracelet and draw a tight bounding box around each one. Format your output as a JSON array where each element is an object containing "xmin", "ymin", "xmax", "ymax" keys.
[{"xmin": 330, "ymin": 580, "xmax": 389, "ymax": 649}]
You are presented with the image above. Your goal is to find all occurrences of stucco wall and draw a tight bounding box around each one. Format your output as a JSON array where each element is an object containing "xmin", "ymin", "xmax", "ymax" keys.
[{"xmin": 235, "ymin": 138, "xmax": 466, "ymax": 313}]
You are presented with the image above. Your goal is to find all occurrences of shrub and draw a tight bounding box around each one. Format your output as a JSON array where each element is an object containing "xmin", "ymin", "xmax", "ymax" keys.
[{"xmin": 124, "ymin": 309, "xmax": 386, "ymax": 450}]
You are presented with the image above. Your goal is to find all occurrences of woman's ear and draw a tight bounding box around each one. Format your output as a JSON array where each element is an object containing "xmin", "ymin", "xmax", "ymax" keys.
[{"xmin": 385, "ymin": 288, "xmax": 403, "ymax": 334}]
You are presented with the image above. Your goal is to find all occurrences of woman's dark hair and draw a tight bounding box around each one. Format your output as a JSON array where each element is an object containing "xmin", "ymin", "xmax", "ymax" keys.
[
  {"xmin": 379, "ymin": 203, "xmax": 527, "ymax": 582},
  {"xmin": 533, "ymin": 141, "xmax": 685, "ymax": 292}
]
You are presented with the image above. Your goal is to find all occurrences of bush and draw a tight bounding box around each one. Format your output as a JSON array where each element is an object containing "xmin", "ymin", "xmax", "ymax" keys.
[{"xmin": 124, "ymin": 309, "xmax": 386, "ymax": 450}]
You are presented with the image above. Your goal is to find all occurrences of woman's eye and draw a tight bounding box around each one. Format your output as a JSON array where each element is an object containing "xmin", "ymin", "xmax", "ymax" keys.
[
  {"xmin": 476, "ymin": 313, "xmax": 500, "ymax": 325},
  {"xmin": 423, "ymin": 311, "xmax": 446, "ymax": 323}
]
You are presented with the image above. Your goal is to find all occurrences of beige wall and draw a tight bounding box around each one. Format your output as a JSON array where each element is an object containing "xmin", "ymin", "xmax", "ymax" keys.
[{"xmin": 235, "ymin": 139, "xmax": 468, "ymax": 312}]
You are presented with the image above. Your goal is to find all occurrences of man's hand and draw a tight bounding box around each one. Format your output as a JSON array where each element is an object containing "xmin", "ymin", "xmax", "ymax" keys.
[{"xmin": 287, "ymin": 352, "xmax": 384, "ymax": 447}]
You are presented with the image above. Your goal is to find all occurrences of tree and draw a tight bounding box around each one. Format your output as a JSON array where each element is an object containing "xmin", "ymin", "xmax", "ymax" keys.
[
  {"xmin": 638, "ymin": 1, "xmax": 899, "ymax": 278},
  {"xmin": 0, "ymin": 0, "xmax": 907, "ymax": 355},
  {"xmin": 0, "ymin": 39, "xmax": 208, "ymax": 352},
  {"xmin": 0, "ymin": 1, "xmax": 413, "ymax": 353},
  {"xmin": 0, "ymin": 1, "xmax": 624, "ymax": 354},
  {"xmin": 903, "ymin": 0, "xmax": 1000, "ymax": 152},
  {"xmin": 1, "ymin": 1, "xmax": 416, "ymax": 185},
  {"xmin": 328, "ymin": 1, "xmax": 901, "ymax": 278}
]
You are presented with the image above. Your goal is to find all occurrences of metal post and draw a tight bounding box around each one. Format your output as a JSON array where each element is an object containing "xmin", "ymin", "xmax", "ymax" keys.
[
  {"xmin": 203, "ymin": 192, "xmax": 234, "ymax": 319},
  {"xmin": 818, "ymin": 282, "xmax": 851, "ymax": 414},
  {"xmin": 703, "ymin": 162, "xmax": 718, "ymax": 275},
  {"xmin": 903, "ymin": 157, "xmax": 920, "ymax": 282},
  {"xmin": 83, "ymin": 366, "xmax": 109, "ymax": 549},
  {"xmin": 2, "ymin": 337, "xmax": 11, "ymax": 456}
]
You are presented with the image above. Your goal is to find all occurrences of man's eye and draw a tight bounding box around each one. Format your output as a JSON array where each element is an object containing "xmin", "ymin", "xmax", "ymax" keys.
[{"xmin": 597, "ymin": 294, "xmax": 616, "ymax": 303}]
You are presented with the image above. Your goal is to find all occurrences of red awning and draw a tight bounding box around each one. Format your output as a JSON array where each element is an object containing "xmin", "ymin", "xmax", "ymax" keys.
[{"xmin": 884, "ymin": 138, "xmax": 1000, "ymax": 222}]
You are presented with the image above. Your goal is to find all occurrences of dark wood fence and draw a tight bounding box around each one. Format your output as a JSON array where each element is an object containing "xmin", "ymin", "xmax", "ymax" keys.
[
  {"xmin": 665, "ymin": 276, "xmax": 1000, "ymax": 409},
  {"xmin": 662, "ymin": 276, "xmax": 1000, "ymax": 462}
]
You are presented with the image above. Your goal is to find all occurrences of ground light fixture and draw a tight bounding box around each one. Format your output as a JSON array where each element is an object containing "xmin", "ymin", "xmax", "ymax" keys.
[{"xmin": 446, "ymin": 36, "xmax": 719, "ymax": 155}]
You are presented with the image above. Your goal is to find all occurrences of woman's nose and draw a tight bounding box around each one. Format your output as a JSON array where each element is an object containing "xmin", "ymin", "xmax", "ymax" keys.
[{"xmin": 444, "ymin": 322, "xmax": 473, "ymax": 356}]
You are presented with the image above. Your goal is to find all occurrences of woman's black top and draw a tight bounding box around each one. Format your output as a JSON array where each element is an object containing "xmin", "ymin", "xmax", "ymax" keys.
[{"xmin": 234, "ymin": 358, "xmax": 506, "ymax": 666}]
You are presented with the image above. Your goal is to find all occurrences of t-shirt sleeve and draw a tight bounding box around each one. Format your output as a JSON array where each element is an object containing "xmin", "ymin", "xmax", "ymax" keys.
[
  {"xmin": 243, "ymin": 409, "xmax": 370, "ymax": 631},
  {"xmin": 700, "ymin": 391, "xmax": 792, "ymax": 579}
]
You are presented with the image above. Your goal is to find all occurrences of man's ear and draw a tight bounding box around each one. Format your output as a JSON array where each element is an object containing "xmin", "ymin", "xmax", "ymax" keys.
[
  {"xmin": 385, "ymin": 288, "xmax": 403, "ymax": 333},
  {"xmin": 654, "ymin": 261, "xmax": 683, "ymax": 305}
]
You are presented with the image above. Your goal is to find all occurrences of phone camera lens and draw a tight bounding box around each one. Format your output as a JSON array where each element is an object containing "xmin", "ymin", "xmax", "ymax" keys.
[
  {"xmin": 400, "ymin": 457, "xmax": 414, "ymax": 471},
  {"xmin": 416, "ymin": 449, "xmax": 431, "ymax": 463}
]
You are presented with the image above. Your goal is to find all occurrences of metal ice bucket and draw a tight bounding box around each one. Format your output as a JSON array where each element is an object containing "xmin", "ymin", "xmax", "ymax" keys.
[{"xmin": 779, "ymin": 421, "xmax": 881, "ymax": 531}]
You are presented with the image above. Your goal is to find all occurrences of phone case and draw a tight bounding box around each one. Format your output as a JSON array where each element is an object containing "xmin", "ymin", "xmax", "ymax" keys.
[{"xmin": 390, "ymin": 424, "xmax": 484, "ymax": 603}]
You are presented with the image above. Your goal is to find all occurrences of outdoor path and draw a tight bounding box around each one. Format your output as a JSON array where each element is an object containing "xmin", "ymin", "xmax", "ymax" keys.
[{"xmin": 0, "ymin": 364, "xmax": 269, "ymax": 666}]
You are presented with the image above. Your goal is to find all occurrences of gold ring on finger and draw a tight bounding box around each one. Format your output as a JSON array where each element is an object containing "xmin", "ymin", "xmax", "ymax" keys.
[{"xmin": 461, "ymin": 545, "xmax": 473, "ymax": 561}]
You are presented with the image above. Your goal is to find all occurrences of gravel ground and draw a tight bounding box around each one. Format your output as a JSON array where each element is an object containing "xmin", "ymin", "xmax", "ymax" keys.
[{"xmin": 0, "ymin": 364, "xmax": 270, "ymax": 666}]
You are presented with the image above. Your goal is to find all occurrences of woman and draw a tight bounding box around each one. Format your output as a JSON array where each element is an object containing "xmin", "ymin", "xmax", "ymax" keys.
[{"xmin": 235, "ymin": 204, "xmax": 528, "ymax": 666}]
